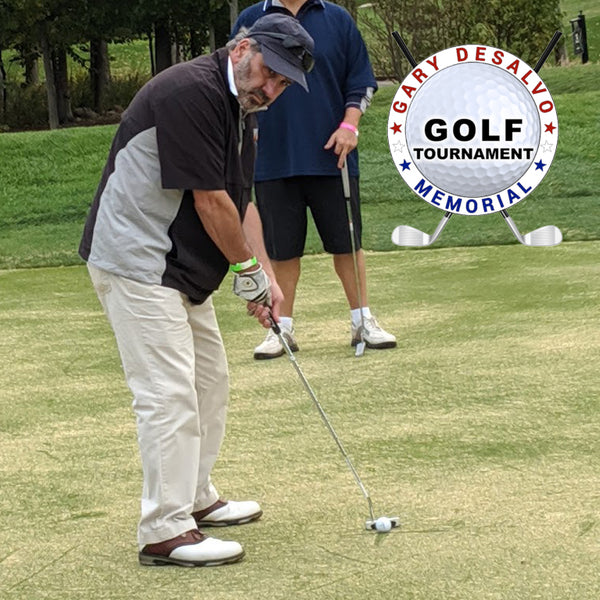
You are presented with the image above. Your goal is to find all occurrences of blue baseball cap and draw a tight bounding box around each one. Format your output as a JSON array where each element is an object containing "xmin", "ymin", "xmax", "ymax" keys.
[{"xmin": 247, "ymin": 14, "xmax": 315, "ymax": 91}]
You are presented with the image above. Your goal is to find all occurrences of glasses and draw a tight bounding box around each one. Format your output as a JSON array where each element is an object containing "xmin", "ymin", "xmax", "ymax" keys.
[{"xmin": 250, "ymin": 31, "xmax": 315, "ymax": 73}]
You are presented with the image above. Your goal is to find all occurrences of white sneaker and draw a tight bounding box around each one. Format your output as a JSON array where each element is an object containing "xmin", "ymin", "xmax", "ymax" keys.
[
  {"xmin": 139, "ymin": 529, "xmax": 244, "ymax": 567},
  {"xmin": 253, "ymin": 328, "xmax": 299, "ymax": 360},
  {"xmin": 351, "ymin": 316, "xmax": 396, "ymax": 349},
  {"xmin": 193, "ymin": 499, "xmax": 263, "ymax": 527}
]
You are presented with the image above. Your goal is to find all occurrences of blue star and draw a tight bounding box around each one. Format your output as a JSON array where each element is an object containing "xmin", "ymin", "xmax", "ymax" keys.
[
  {"xmin": 400, "ymin": 160, "xmax": 411, "ymax": 171},
  {"xmin": 535, "ymin": 160, "xmax": 547, "ymax": 171}
]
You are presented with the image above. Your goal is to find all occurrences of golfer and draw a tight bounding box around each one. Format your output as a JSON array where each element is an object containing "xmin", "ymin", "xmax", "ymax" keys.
[
  {"xmin": 79, "ymin": 14, "xmax": 314, "ymax": 567},
  {"xmin": 233, "ymin": 0, "xmax": 396, "ymax": 360}
]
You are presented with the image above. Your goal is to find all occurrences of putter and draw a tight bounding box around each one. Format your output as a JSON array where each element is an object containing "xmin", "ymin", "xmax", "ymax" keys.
[
  {"xmin": 270, "ymin": 315, "xmax": 399, "ymax": 531},
  {"xmin": 390, "ymin": 31, "xmax": 563, "ymax": 248},
  {"xmin": 341, "ymin": 159, "xmax": 366, "ymax": 357}
]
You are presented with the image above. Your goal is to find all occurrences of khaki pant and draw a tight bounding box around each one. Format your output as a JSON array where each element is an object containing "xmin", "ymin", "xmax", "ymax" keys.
[{"xmin": 88, "ymin": 264, "xmax": 228, "ymax": 547}]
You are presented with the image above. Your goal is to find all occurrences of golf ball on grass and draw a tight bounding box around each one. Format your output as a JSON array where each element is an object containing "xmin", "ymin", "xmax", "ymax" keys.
[{"xmin": 375, "ymin": 517, "xmax": 392, "ymax": 532}]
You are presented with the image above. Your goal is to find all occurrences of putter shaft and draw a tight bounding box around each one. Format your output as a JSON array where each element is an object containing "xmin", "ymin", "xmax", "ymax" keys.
[
  {"xmin": 341, "ymin": 159, "xmax": 367, "ymax": 355},
  {"xmin": 270, "ymin": 317, "xmax": 375, "ymax": 521}
]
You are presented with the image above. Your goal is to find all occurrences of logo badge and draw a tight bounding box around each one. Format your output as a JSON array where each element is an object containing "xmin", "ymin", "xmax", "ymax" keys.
[{"xmin": 388, "ymin": 45, "xmax": 558, "ymax": 216}]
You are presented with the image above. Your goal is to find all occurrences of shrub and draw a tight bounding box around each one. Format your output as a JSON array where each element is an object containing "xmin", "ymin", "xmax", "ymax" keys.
[
  {"xmin": 1, "ymin": 83, "xmax": 49, "ymax": 131},
  {"xmin": 0, "ymin": 70, "xmax": 150, "ymax": 131}
]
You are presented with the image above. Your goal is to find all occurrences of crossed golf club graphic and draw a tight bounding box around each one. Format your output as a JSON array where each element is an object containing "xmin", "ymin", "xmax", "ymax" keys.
[{"xmin": 390, "ymin": 32, "xmax": 563, "ymax": 248}]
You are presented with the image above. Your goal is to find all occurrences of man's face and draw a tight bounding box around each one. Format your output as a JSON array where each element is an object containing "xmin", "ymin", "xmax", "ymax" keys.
[{"xmin": 233, "ymin": 44, "xmax": 293, "ymax": 113}]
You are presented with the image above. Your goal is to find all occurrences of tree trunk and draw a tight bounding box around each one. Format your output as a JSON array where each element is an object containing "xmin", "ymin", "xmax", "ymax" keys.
[
  {"xmin": 25, "ymin": 57, "xmax": 40, "ymax": 87},
  {"xmin": 90, "ymin": 38, "xmax": 110, "ymax": 112},
  {"xmin": 556, "ymin": 40, "xmax": 568, "ymax": 66},
  {"xmin": 172, "ymin": 24, "xmax": 182, "ymax": 64},
  {"xmin": 40, "ymin": 27, "xmax": 59, "ymax": 130},
  {"xmin": 147, "ymin": 32, "xmax": 156, "ymax": 76},
  {"xmin": 154, "ymin": 20, "xmax": 173, "ymax": 73},
  {"xmin": 229, "ymin": 0, "xmax": 239, "ymax": 29},
  {"xmin": 22, "ymin": 46, "xmax": 40, "ymax": 87},
  {"xmin": 190, "ymin": 29, "xmax": 203, "ymax": 58},
  {"xmin": 0, "ymin": 49, "xmax": 6, "ymax": 120},
  {"xmin": 212, "ymin": 5, "xmax": 230, "ymax": 50},
  {"xmin": 53, "ymin": 47, "xmax": 73, "ymax": 123},
  {"xmin": 209, "ymin": 25, "xmax": 216, "ymax": 54}
]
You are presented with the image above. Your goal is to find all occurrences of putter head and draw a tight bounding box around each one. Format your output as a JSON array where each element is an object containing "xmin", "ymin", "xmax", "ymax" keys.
[
  {"xmin": 353, "ymin": 325, "xmax": 366, "ymax": 357},
  {"xmin": 523, "ymin": 225, "xmax": 562, "ymax": 247},
  {"xmin": 365, "ymin": 516, "xmax": 401, "ymax": 531},
  {"xmin": 392, "ymin": 225, "xmax": 431, "ymax": 247}
]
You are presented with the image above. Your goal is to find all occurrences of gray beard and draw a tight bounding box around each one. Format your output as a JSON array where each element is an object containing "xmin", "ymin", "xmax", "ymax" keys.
[{"xmin": 234, "ymin": 53, "xmax": 269, "ymax": 113}]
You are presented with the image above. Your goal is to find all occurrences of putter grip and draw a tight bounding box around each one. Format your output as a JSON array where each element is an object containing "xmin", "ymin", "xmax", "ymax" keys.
[
  {"xmin": 341, "ymin": 160, "xmax": 351, "ymax": 198},
  {"xmin": 269, "ymin": 312, "xmax": 281, "ymax": 334}
]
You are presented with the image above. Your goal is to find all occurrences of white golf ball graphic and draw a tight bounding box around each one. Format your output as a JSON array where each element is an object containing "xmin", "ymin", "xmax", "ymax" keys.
[{"xmin": 405, "ymin": 63, "xmax": 540, "ymax": 197}]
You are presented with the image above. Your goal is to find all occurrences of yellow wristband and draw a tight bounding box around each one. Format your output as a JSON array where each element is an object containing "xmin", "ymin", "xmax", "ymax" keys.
[{"xmin": 230, "ymin": 256, "xmax": 258, "ymax": 273}]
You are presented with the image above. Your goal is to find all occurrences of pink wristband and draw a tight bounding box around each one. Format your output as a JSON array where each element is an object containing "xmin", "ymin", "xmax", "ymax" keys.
[{"xmin": 339, "ymin": 121, "xmax": 359, "ymax": 136}]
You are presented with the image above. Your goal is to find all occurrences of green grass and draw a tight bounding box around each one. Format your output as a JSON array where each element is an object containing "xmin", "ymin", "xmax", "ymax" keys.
[
  {"xmin": 1, "ymin": 23, "xmax": 599, "ymax": 599},
  {"xmin": 0, "ymin": 126, "xmax": 116, "ymax": 268},
  {"xmin": 1, "ymin": 244, "xmax": 599, "ymax": 599},
  {"xmin": 1, "ymin": 63, "xmax": 599, "ymax": 269},
  {"xmin": 106, "ymin": 40, "xmax": 152, "ymax": 79}
]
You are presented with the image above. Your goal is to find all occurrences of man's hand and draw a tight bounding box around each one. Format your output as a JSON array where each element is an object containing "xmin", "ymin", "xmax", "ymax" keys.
[
  {"xmin": 324, "ymin": 126, "xmax": 359, "ymax": 169},
  {"xmin": 246, "ymin": 279, "xmax": 283, "ymax": 329},
  {"xmin": 232, "ymin": 264, "xmax": 271, "ymax": 305}
]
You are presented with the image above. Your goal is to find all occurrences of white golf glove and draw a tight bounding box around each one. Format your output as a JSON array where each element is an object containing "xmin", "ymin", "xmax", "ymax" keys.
[{"xmin": 232, "ymin": 264, "xmax": 272, "ymax": 306}]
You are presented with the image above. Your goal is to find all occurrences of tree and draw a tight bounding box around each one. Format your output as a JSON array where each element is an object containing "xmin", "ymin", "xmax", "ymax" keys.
[
  {"xmin": 359, "ymin": 0, "xmax": 455, "ymax": 80},
  {"xmin": 39, "ymin": 0, "xmax": 86, "ymax": 125},
  {"xmin": 0, "ymin": 0, "xmax": 84, "ymax": 127},
  {"xmin": 0, "ymin": 0, "xmax": 61, "ymax": 125},
  {"xmin": 2, "ymin": 0, "xmax": 247, "ymax": 127},
  {"xmin": 358, "ymin": 0, "xmax": 563, "ymax": 80},
  {"xmin": 39, "ymin": 21, "xmax": 59, "ymax": 128},
  {"xmin": 0, "ymin": 51, "xmax": 6, "ymax": 120},
  {"xmin": 131, "ymin": 0, "xmax": 226, "ymax": 74},
  {"xmin": 471, "ymin": 0, "xmax": 563, "ymax": 65},
  {"xmin": 84, "ymin": 1, "xmax": 136, "ymax": 113},
  {"xmin": 0, "ymin": 2, "xmax": 8, "ymax": 119}
]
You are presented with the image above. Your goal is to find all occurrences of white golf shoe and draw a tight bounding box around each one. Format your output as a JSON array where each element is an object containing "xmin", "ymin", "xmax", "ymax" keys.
[
  {"xmin": 193, "ymin": 499, "xmax": 263, "ymax": 527},
  {"xmin": 351, "ymin": 316, "xmax": 396, "ymax": 349},
  {"xmin": 139, "ymin": 529, "xmax": 244, "ymax": 567},
  {"xmin": 253, "ymin": 327, "xmax": 299, "ymax": 360}
]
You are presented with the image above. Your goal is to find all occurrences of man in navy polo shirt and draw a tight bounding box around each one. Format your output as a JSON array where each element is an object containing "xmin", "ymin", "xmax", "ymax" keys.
[
  {"xmin": 233, "ymin": 1, "xmax": 397, "ymax": 360},
  {"xmin": 79, "ymin": 15, "xmax": 314, "ymax": 567}
]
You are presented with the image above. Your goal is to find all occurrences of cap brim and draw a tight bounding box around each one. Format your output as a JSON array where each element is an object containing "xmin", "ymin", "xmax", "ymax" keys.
[{"xmin": 260, "ymin": 45, "xmax": 309, "ymax": 92}]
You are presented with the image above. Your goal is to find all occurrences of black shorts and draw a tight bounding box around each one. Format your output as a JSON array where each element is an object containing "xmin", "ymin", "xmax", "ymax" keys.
[{"xmin": 255, "ymin": 175, "xmax": 362, "ymax": 261}]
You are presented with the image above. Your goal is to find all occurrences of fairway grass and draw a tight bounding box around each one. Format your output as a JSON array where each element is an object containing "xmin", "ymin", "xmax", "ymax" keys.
[
  {"xmin": 2, "ymin": 63, "xmax": 599, "ymax": 270},
  {"xmin": 1, "ymin": 243, "xmax": 599, "ymax": 599}
]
